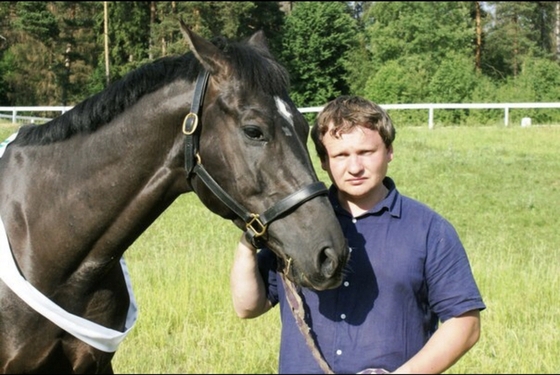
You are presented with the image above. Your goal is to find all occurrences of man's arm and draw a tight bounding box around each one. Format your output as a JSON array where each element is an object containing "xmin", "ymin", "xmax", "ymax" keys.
[
  {"xmin": 392, "ymin": 310, "xmax": 481, "ymax": 374},
  {"xmin": 230, "ymin": 234, "xmax": 273, "ymax": 319}
]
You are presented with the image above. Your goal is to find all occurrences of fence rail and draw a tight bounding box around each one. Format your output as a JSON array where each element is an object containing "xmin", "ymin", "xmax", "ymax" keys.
[
  {"xmin": 0, "ymin": 106, "xmax": 72, "ymax": 125},
  {"xmin": 2, "ymin": 103, "xmax": 560, "ymax": 129},
  {"xmin": 300, "ymin": 102, "xmax": 560, "ymax": 128}
]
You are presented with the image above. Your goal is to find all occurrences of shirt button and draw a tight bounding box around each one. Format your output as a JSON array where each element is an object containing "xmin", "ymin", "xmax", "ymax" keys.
[
  {"xmin": 336, "ymin": 349, "xmax": 342, "ymax": 356},
  {"xmin": 352, "ymin": 218, "xmax": 357, "ymax": 223},
  {"xmin": 343, "ymin": 281, "xmax": 349, "ymax": 287},
  {"xmin": 341, "ymin": 313, "xmax": 346, "ymax": 319}
]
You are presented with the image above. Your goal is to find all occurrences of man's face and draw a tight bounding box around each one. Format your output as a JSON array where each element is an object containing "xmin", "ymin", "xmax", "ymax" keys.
[{"xmin": 321, "ymin": 125, "xmax": 393, "ymax": 203}]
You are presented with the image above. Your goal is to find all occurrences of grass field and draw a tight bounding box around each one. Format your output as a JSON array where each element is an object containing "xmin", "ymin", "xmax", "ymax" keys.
[{"xmin": 1, "ymin": 121, "xmax": 559, "ymax": 373}]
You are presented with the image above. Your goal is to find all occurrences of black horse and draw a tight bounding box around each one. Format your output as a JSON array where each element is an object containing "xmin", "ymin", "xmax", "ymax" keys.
[{"xmin": 0, "ymin": 21, "xmax": 349, "ymax": 373}]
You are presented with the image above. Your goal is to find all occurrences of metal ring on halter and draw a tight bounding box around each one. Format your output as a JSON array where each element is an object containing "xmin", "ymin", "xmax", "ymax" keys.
[{"xmin": 182, "ymin": 113, "xmax": 199, "ymax": 135}]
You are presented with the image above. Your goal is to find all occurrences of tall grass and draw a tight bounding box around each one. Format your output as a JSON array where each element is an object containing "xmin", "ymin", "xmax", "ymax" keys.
[{"xmin": 1, "ymin": 122, "xmax": 559, "ymax": 373}]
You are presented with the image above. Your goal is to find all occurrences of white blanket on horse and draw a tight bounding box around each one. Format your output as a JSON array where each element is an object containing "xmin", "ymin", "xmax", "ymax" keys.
[
  {"xmin": 0, "ymin": 132, "xmax": 138, "ymax": 353},
  {"xmin": 0, "ymin": 131, "xmax": 18, "ymax": 158},
  {"xmin": 0, "ymin": 216, "xmax": 138, "ymax": 353}
]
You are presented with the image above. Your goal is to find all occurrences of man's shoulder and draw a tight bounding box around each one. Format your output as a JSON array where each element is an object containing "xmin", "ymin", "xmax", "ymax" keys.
[{"xmin": 398, "ymin": 193, "xmax": 449, "ymax": 224}]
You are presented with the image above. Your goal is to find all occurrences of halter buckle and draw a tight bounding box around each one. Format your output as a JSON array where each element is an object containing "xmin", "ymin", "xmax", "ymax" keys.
[{"xmin": 246, "ymin": 213, "xmax": 267, "ymax": 237}]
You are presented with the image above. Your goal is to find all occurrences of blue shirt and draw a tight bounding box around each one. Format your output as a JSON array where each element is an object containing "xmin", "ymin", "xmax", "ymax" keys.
[{"xmin": 257, "ymin": 177, "xmax": 486, "ymax": 374}]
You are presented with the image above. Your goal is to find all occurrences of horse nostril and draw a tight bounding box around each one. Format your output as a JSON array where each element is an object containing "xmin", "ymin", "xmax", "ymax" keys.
[{"xmin": 319, "ymin": 247, "xmax": 339, "ymax": 279}]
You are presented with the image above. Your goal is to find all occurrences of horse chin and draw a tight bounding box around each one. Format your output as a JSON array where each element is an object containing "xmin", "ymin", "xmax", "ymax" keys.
[{"xmin": 283, "ymin": 264, "xmax": 344, "ymax": 292}]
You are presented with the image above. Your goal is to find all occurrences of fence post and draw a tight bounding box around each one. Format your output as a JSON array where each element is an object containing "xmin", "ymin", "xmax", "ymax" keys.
[{"xmin": 428, "ymin": 107, "xmax": 434, "ymax": 129}]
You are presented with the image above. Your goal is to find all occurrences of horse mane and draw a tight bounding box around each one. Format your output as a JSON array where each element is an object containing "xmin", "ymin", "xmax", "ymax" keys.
[{"xmin": 14, "ymin": 34, "xmax": 290, "ymax": 146}]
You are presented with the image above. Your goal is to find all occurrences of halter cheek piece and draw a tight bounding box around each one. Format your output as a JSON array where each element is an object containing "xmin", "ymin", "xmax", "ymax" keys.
[{"xmin": 183, "ymin": 70, "xmax": 328, "ymax": 248}]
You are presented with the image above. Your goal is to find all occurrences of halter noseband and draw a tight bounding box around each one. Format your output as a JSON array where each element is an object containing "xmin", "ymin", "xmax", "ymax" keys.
[{"xmin": 183, "ymin": 70, "xmax": 328, "ymax": 247}]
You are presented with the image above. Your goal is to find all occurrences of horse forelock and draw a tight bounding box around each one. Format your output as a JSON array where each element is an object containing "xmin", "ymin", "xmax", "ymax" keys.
[{"xmin": 219, "ymin": 38, "xmax": 290, "ymax": 96}]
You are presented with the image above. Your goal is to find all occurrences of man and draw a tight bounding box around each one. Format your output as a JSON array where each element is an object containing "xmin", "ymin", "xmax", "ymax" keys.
[{"xmin": 230, "ymin": 95, "xmax": 486, "ymax": 374}]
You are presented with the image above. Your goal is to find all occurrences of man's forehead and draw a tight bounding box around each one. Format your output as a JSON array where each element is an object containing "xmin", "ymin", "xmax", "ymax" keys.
[{"xmin": 326, "ymin": 122, "xmax": 373, "ymax": 137}]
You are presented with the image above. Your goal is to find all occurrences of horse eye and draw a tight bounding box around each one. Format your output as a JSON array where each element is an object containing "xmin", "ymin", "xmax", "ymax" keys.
[{"xmin": 243, "ymin": 125, "xmax": 265, "ymax": 141}]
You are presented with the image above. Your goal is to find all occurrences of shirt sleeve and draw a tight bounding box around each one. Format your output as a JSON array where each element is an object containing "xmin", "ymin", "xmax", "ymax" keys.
[{"xmin": 425, "ymin": 215, "xmax": 486, "ymax": 322}]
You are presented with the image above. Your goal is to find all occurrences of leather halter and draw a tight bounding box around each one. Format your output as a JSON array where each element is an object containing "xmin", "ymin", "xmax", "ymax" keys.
[{"xmin": 183, "ymin": 70, "xmax": 329, "ymax": 247}]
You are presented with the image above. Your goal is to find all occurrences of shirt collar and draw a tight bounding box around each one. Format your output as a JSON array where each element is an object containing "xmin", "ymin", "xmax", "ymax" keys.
[{"xmin": 328, "ymin": 176, "xmax": 402, "ymax": 218}]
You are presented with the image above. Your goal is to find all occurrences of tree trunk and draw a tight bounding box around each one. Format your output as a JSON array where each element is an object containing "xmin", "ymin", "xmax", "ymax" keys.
[
  {"xmin": 149, "ymin": 2, "xmax": 156, "ymax": 60},
  {"xmin": 475, "ymin": 1, "xmax": 482, "ymax": 74},
  {"xmin": 556, "ymin": 1, "xmax": 560, "ymax": 61},
  {"xmin": 104, "ymin": 1, "xmax": 110, "ymax": 87}
]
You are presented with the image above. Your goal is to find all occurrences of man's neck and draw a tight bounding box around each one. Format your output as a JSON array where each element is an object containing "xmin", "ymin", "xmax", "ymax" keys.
[{"xmin": 339, "ymin": 183, "xmax": 389, "ymax": 218}]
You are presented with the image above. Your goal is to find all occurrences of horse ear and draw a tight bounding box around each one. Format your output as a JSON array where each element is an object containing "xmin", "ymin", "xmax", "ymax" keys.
[
  {"xmin": 179, "ymin": 19, "xmax": 229, "ymax": 76},
  {"xmin": 247, "ymin": 30, "xmax": 269, "ymax": 51}
]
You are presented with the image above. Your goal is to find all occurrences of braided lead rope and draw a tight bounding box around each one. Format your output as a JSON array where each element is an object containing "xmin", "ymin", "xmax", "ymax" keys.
[{"xmin": 280, "ymin": 270, "xmax": 334, "ymax": 374}]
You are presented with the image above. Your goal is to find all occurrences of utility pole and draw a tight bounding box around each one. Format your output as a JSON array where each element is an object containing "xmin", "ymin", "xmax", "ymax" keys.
[{"xmin": 104, "ymin": 1, "xmax": 110, "ymax": 87}]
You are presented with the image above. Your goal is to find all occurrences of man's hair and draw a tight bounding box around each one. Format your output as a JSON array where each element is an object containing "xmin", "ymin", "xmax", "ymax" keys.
[{"xmin": 311, "ymin": 95, "xmax": 396, "ymax": 162}]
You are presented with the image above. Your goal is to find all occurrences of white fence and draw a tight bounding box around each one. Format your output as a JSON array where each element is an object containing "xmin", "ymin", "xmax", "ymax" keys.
[
  {"xmin": 2, "ymin": 103, "xmax": 560, "ymax": 129},
  {"xmin": 300, "ymin": 102, "xmax": 560, "ymax": 129},
  {"xmin": 0, "ymin": 106, "xmax": 72, "ymax": 124}
]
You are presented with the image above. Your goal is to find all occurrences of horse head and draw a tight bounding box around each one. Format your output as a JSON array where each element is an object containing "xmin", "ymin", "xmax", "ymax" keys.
[{"xmin": 179, "ymin": 21, "xmax": 349, "ymax": 291}]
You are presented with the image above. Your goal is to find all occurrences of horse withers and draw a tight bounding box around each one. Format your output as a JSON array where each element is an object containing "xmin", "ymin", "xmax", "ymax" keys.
[{"xmin": 0, "ymin": 21, "xmax": 349, "ymax": 373}]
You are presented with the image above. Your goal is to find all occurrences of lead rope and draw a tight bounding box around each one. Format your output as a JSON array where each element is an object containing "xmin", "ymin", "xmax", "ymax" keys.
[{"xmin": 280, "ymin": 269, "xmax": 334, "ymax": 374}]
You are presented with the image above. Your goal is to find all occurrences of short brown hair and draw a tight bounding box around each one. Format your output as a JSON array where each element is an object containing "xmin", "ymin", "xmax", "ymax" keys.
[{"xmin": 311, "ymin": 95, "xmax": 396, "ymax": 162}]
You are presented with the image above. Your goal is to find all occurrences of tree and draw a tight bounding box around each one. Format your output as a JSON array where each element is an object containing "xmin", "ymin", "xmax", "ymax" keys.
[
  {"xmin": 148, "ymin": 2, "xmax": 284, "ymax": 59},
  {"xmin": 344, "ymin": 1, "xmax": 374, "ymax": 96},
  {"xmin": 428, "ymin": 51, "xmax": 478, "ymax": 123},
  {"xmin": 104, "ymin": 1, "xmax": 151, "ymax": 81},
  {"xmin": 55, "ymin": 1, "xmax": 101, "ymax": 104},
  {"xmin": 1, "ymin": 2, "xmax": 102, "ymax": 106},
  {"xmin": 236, "ymin": 1, "xmax": 285, "ymax": 57},
  {"xmin": 279, "ymin": 2, "xmax": 360, "ymax": 107},
  {"xmin": 365, "ymin": 2, "xmax": 473, "ymax": 69},
  {"xmin": 0, "ymin": 2, "xmax": 16, "ymax": 104},
  {"xmin": 13, "ymin": 1, "xmax": 59, "ymax": 47},
  {"xmin": 6, "ymin": 2, "xmax": 61, "ymax": 106},
  {"xmin": 483, "ymin": 1, "xmax": 555, "ymax": 79},
  {"xmin": 362, "ymin": 1, "xmax": 474, "ymax": 104}
]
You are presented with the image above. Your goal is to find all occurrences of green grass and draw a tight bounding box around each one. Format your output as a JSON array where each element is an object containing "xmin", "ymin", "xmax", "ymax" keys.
[{"xmin": 1, "ymin": 123, "xmax": 559, "ymax": 373}]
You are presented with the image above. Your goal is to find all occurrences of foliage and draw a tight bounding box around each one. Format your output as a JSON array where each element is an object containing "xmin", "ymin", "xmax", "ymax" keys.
[
  {"xmin": 363, "ymin": 55, "xmax": 432, "ymax": 125},
  {"xmin": 148, "ymin": 2, "xmax": 285, "ymax": 61},
  {"xmin": 0, "ymin": 49, "xmax": 14, "ymax": 103},
  {"xmin": 279, "ymin": 1, "xmax": 360, "ymax": 107},
  {"xmin": 467, "ymin": 76, "xmax": 502, "ymax": 125},
  {"xmin": 104, "ymin": 2, "xmax": 152, "ymax": 81},
  {"xmin": 427, "ymin": 51, "xmax": 479, "ymax": 124},
  {"xmin": 483, "ymin": 1, "xmax": 555, "ymax": 79},
  {"xmin": 1, "ymin": 1, "xmax": 560, "ymax": 127},
  {"xmin": 364, "ymin": 55, "xmax": 431, "ymax": 104},
  {"xmin": 13, "ymin": 2, "xmax": 59, "ymax": 47},
  {"xmin": 494, "ymin": 56, "xmax": 560, "ymax": 124},
  {"xmin": 364, "ymin": 2, "xmax": 473, "ymax": 68}
]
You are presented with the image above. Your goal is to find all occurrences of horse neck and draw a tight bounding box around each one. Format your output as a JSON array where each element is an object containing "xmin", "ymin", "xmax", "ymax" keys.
[{"xmin": 1, "ymin": 80, "xmax": 195, "ymax": 285}]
